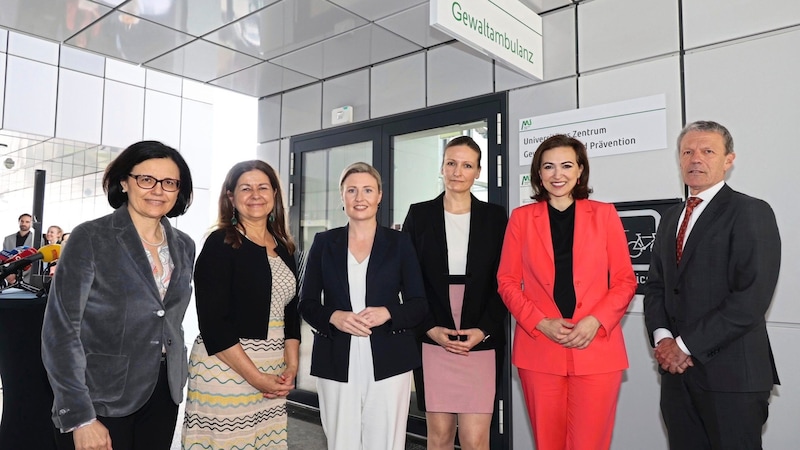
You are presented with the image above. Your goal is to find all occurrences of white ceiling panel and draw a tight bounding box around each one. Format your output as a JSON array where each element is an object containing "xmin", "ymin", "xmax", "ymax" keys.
[
  {"xmin": 270, "ymin": 24, "xmax": 420, "ymax": 79},
  {"xmin": 146, "ymin": 39, "xmax": 261, "ymax": 82},
  {"xmin": 203, "ymin": 0, "xmax": 368, "ymax": 60},
  {"xmin": 328, "ymin": 0, "xmax": 427, "ymax": 21},
  {"xmin": 0, "ymin": 0, "xmax": 112, "ymax": 43},
  {"xmin": 209, "ymin": 60, "xmax": 317, "ymax": 97},
  {"xmin": 376, "ymin": 3, "xmax": 452, "ymax": 48},
  {"xmin": 66, "ymin": 11, "xmax": 194, "ymax": 63}
]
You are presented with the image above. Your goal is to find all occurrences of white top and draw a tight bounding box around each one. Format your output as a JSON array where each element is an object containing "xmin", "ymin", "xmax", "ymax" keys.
[
  {"xmin": 347, "ymin": 251, "xmax": 370, "ymax": 314},
  {"xmin": 444, "ymin": 211, "xmax": 470, "ymax": 275}
]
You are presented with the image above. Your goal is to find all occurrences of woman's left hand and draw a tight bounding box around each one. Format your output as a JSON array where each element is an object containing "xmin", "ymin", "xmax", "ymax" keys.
[
  {"xmin": 449, "ymin": 328, "xmax": 486, "ymax": 354},
  {"xmin": 561, "ymin": 315, "xmax": 601, "ymax": 349},
  {"xmin": 357, "ymin": 306, "xmax": 391, "ymax": 328}
]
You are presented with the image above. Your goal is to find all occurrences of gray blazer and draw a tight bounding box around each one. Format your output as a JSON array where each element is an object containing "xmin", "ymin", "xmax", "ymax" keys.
[
  {"xmin": 3, "ymin": 231, "xmax": 33, "ymax": 250},
  {"xmin": 41, "ymin": 206, "xmax": 195, "ymax": 430}
]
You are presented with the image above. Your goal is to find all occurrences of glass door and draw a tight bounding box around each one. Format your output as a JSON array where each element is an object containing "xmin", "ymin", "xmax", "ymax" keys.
[{"xmin": 289, "ymin": 93, "xmax": 509, "ymax": 449}]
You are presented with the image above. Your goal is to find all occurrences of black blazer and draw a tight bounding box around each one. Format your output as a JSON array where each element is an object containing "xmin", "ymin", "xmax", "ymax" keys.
[
  {"xmin": 194, "ymin": 228, "xmax": 301, "ymax": 356},
  {"xmin": 403, "ymin": 193, "xmax": 508, "ymax": 351},
  {"xmin": 644, "ymin": 184, "xmax": 781, "ymax": 392},
  {"xmin": 298, "ymin": 225, "xmax": 428, "ymax": 382}
]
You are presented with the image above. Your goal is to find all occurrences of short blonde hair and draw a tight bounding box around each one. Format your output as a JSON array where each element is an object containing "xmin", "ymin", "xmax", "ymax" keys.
[{"xmin": 339, "ymin": 162, "xmax": 382, "ymax": 193}]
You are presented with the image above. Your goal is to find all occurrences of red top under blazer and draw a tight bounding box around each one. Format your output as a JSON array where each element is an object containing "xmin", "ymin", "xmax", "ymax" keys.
[{"xmin": 497, "ymin": 199, "xmax": 637, "ymax": 376}]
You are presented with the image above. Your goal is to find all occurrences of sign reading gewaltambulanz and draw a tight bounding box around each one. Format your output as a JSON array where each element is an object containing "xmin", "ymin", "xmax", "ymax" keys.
[
  {"xmin": 518, "ymin": 95, "xmax": 668, "ymax": 165},
  {"xmin": 431, "ymin": 0, "xmax": 543, "ymax": 81}
]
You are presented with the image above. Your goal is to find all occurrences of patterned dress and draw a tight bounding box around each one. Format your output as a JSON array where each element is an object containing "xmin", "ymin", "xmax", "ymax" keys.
[{"xmin": 182, "ymin": 255, "xmax": 296, "ymax": 450}]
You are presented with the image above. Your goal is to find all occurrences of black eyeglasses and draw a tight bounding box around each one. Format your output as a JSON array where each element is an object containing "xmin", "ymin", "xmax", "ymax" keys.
[{"xmin": 128, "ymin": 174, "xmax": 181, "ymax": 192}]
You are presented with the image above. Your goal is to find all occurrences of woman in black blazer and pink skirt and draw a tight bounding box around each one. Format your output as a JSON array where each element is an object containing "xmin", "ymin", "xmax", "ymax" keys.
[{"xmin": 403, "ymin": 136, "xmax": 508, "ymax": 450}]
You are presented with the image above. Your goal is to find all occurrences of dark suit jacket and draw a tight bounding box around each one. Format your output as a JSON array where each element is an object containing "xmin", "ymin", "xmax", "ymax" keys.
[
  {"xmin": 193, "ymin": 228, "xmax": 301, "ymax": 356},
  {"xmin": 644, "ymin": 184, "xmax": 781, "ymax": 392},
  {"xmin": 42, "ymin": 206, "xmax": 195, "ymax": 430},
  {"xmin": 402, "ymin": 193, "xmax": 508, "ymax": 350},
  {"xmin": 298, "ymin": 225, "xmax": 428, "ymax": 382}
]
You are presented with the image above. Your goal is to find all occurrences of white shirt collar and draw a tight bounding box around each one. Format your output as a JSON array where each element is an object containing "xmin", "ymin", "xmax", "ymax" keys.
[{"xmin": 690, "ymin": 180, "xmax": 725, "ymax": 203}]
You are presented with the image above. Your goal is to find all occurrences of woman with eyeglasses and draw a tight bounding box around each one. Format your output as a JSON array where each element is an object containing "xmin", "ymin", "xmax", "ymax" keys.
[{"xmin": 42, "ymin": 141, "xmax": 195, "ymax": 450}]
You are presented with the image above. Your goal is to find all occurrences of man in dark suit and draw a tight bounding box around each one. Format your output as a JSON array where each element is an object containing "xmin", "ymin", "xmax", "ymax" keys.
[{"xmin": 644, "ymin": 120, "xmax": 781, "ymax": 450}]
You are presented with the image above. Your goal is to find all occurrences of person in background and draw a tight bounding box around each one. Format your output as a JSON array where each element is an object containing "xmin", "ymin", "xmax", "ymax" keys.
[
  {"xmin": 60, "ymin": 232, "xmax": 70, "ymax": 245},
  {"xmin": 299, "ymin": 162, "xmax": 428, "ymax": 450},
  {"xmin": 497, "ymin": 134, "xmax": 636, "ymax": 450},
  {"xmin": 644, "ymin": 121, "xmax": 781, "ymax": 449},
  {"xmin": 182, "ymin": 160, "xmax": 300, "ymax": 450},
  {"xmin": 46, "ymin": 225, "xmax": 64, "ymax": 244},
  {"xmin": 42, "ymin": 141, "xmax": 195, "ymax": 450},
  {"xmin": 402, "ymin": 136, "xmax": 507, "ymax": 450},
  {"xmin": 3, "ymin": 213, "xmax": 34, "ymax": 284}
]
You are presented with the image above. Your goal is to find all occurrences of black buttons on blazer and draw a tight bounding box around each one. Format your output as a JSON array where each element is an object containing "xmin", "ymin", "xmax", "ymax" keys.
[{"xmin": 673, "ymin": 288, "xmax": 680, "ymax": 295}]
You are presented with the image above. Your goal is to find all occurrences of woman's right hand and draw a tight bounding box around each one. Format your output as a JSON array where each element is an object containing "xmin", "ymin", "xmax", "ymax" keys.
[
  {"xmin": 426, "ymin": 326, "xmax": 468, "ymax": 355},
  {"xmin": 73, "ymin": 420, "xmax": 112, "ymax": 450},
  {"xmin": 253, "ymin": 372, "xmax": 294, "ymax": 399},
  {"xmin": 535, "ymin": 318, "xmax": 575, "ymax": 344},
  {"xmin": 330, "ymin": 310, "xmax": 372, "ymax": 336}
]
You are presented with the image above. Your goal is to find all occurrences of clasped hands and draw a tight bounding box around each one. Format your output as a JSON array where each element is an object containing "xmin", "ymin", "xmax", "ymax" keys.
[
  {"xmin": 536, "ymin": 316, "xmax": 601, "ymax": 349},
  {"xmin": 654, "ymin": 338, "xmax": 693, "ymax": 374},
  {"xmin": 330, "ymin": 307, "xmax": 391, "ymax": 337},
  {"xmin": 427, "ymin": 327, "xmax": 485, "ymax": 355}
]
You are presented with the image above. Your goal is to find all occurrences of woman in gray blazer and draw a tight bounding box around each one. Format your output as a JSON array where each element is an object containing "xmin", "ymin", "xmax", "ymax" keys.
[{"xmin": 42, "ymin": 141, "xmax": 195, "ymax": 450}]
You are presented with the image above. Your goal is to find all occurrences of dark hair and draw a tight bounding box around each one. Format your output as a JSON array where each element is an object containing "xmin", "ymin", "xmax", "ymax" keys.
[
  {"xmin": 529, "ymin": 134, "xmax": 592, "ymax": 201},
  {"xmin": 444, "ymin": 136, "xmax": 482, "ymax": 169},
  {"xmin": 103, "ymin": 141, "xmax": 193, "ymax": 217},
  {"xmin": 18, "ymin": 214, "xmax": 31, "ymax": 221},
  {"xmin": 677, "ymin": 120, "xmax": 734, "ymax": 154},
  {"xmin": 218, "ymin": 160, "xmax": 295, "ymax": 254}
]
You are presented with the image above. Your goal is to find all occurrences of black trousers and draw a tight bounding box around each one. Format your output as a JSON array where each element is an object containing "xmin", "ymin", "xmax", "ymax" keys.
[
  {"xmin": 55, "ymin": 360, "xmax": 179, "ymax": 450},
  {"xmin": 660, "ymin": 371, "xmax": 770, "ymax": 450}
]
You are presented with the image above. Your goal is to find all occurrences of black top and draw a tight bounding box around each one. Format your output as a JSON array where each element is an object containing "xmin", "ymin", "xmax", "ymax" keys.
[
  {"xmin": 549, "ymin": 202, "xmax": 577, "ymax": 318},
  {"xmin": 194, "ymin": 228, "xmax": 301, "ymax": 355},
  {"xmin": 16, "ymin": 232, "xmax": 28, "ymax": 248}
]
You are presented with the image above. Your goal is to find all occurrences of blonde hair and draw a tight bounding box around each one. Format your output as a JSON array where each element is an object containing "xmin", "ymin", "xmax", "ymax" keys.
[{"xmin": 339, "ymin": 162, "xmax": 382, "ymax": 193}]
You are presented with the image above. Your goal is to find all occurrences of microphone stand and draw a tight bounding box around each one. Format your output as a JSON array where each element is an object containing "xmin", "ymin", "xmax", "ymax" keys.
[{"xmin": 0, "ymin": 268, "xmax": 42, "ymax": 294}]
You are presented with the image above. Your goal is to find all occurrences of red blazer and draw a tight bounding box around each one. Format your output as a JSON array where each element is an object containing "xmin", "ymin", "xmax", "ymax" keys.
[{"xmin": 497, "ymin": 199, "xmax": 636, "ymax": 376}]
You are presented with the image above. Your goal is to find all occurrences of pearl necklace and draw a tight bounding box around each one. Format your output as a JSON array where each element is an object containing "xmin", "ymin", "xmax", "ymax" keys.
[{"xmin": 140, "ymin": 224, "xmax": 166, "ymax": 247}]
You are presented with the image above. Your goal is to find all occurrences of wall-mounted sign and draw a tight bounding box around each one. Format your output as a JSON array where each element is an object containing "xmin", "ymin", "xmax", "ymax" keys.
[
  {"xmin": 518, "ymin": 94, "xmax": 668, "ymax": 165},
  {"xmin": 614, "ymin": 199, "xmax": 682, "ymax": 294},
  {"xmin": 431, "ymin": 0, "xmax": 543, "ymax": 81},
  {"xmin": 519, "ymin": 173, "xmax": 534, "ymax": 205}
]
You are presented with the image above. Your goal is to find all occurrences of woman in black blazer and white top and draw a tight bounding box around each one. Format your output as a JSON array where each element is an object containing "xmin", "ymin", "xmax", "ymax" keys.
[
  {"xmin": 299, "ymin": 162, "xmax": 428, "ymax": 450},
  {"xmin": 403, "ymin": 136, "xmax": 508, "ymax": 450}
]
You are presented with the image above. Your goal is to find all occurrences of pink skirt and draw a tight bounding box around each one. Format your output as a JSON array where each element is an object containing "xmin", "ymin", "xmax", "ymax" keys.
[{"xmin": 421, "ymin": 285, "xmax": 495, "ymax": 413}]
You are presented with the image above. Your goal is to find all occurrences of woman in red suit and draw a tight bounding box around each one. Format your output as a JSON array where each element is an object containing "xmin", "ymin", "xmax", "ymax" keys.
[{"xmin": 497, "ymin": 134, "xmax": 636, "ymax": 450}]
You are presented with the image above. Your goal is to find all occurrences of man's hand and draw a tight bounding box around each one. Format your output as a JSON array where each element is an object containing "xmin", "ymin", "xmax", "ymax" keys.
[
  {"xmin": 654, "ymin": 338, "xmax": 694, "ymax": 374},
  {"xmin": 73, "ymin": 420, "xmax": 112, "ymax": 450}
]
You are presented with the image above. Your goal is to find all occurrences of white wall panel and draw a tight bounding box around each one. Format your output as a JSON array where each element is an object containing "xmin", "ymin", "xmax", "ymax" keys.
[
  {"xmin": 0, "ymin": 52, "xmax": 5, "ymax": 127},
  {"xmin": 427, "ymin": 42, "xmax": 493, "ymax": 106},
  {"xmin": 542, "ymin": 5, "xmax": 576, "ymax": 81},
  {"xmin": 146, "ymin": 69, "xmax": 182, "ymax": 96},
  {"xmin": 56, "ymin": 69, "xmax": 103, "ymax": 144},
  {"xmin": 322, "ymin": 69, "xmax": 369, "ymax": 129},
  {"xmin": 3, "ymin": 55, "xmax": 57, "ymax": 136},
  {"xmin": 683, "ymin": 0, "xmax": 800, "ymax": 49},
  {"xmin": 578, "ymin": 0, "xmax": 678, "ymax": 72},
  {"xmin": 7, "ymin": 31, "xmax": 58, "ymax": 65},
  {"xmin": 180, "ymin": 99, "xmax": 213, "ymax": 189},
  {"xmin": 761, "ymin": 325, "xmax": 800, "ymax": 449},
  {"xmin": 371, "ymin": 52, "xmax": 425, "ymax": 118},
  {"xmin": 60, "ymin": 46, "xmax": 105, "ymax": 77},
  {"xmin": 256, "ymin": 141, "xmax": 280, "ymax": 169},
  {"xmin": 684, "ymin": 28, "xmax": 800, "ymax": 324},
  {"xmin": 258, "ymin": 95, "xmax": 281, "ymax": 143},
  {"xmin": 578, "ymin": 55, "xmax": 684, "ymax": 204},
  {"xmin": 144, "ymin": 90, "xmax": 182, "ymax": 148},
  {"xmin": 280, "ymin": 83, "xmax": 322, "ymax": 138},
  {"xmin": 1, "ymin": 29, "xmax": 9, "ymax": 53},
  {"xmin": 101, "ymin": 80, "xmax": 144, "ymax": 148},
  {"xmin": 105, "ymin": 58, "xmax": 145, "ymax": 87}
]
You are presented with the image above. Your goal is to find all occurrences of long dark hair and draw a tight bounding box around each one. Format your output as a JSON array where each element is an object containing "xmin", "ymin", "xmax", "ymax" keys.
[{"xmin": 217, "ymin": 160, "xmax": 295, "ymax": 253}]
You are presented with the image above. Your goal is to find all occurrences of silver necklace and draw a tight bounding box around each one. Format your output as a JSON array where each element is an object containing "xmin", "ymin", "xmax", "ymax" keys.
[{"xmin": 140, "ymin": 223, "xmax": 166, "ymax": 247}]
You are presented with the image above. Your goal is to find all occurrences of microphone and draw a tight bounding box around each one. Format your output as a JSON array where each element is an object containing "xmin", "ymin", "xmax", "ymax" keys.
[
  {"xmin": 1, "ymin": 244, "xmax": 61, "ymax": 279},
  {"xmin": 0, "ymin": 246, "xmax": 37, "ymax": 264}
]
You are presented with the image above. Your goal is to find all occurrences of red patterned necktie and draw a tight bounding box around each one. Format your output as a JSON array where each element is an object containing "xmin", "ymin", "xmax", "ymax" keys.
[{"xmin": 676, "ymin": 197, "xmax": 702, "ymax": 264}]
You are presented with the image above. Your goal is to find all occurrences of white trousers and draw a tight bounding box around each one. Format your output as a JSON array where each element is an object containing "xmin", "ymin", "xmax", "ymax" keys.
[{"xmin": 317, "ymin": 335, "xmax": 412, "ymax": 450}]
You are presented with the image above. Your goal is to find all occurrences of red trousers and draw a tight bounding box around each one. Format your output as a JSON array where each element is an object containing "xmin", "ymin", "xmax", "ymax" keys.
[{"xmin": 518, "ymin": 351, "xmax": 623, "ymax": 450}]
